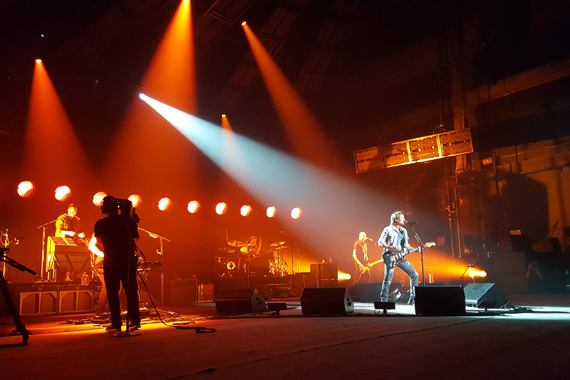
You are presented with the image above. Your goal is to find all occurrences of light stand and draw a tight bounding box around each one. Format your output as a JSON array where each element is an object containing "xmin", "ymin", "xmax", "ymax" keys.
[
  {"xmin": 460, "ymin": 264, "xmax": 477, "ymax": 283},
  {"xmin": 138, "ymin": 227, "xmax": 170, "ymax": 308}
]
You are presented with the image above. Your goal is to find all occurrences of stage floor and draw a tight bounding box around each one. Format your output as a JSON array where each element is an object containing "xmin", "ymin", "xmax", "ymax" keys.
[{"xmin": 1, "ymin": 294, "xmax": 569, "ymax": 379}]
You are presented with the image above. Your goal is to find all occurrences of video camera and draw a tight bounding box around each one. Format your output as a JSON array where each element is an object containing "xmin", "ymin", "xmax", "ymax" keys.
[{"xmin": 102, "ymin": 196, "xmax": 140, "ymax": 224}]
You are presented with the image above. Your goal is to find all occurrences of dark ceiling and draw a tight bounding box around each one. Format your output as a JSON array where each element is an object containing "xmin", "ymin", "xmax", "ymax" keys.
[{"xmin": 0, "ymin": 1, "xmax": 455, "ymax": 154}]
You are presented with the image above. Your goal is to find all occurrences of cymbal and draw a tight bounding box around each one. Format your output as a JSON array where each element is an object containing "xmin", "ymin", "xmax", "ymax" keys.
[
  {"xmin": 218, "ymin": 247, "xmax": 235, "ymax": 253},
  {"xmin": 227, "ymin": 240, "xmax": 245, "ymax": 247},
  {"xmin": 270, "ymin": 241, "xmax": 286, "ymax": 247}
]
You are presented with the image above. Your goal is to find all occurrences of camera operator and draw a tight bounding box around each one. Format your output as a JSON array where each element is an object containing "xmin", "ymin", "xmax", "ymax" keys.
[{"xmin": 89, "ymin": 196, "xmax": 141, "ymax": 332}]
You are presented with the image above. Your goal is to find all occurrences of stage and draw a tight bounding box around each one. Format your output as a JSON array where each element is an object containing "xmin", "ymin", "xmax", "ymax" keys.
[{"xmin": 1, "ymin": 293, "xmax": 569, "ymax": 379}]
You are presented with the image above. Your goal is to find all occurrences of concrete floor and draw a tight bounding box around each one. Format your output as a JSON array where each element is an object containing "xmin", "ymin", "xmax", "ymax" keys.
[{"xmin": 1, "ymin": 294, "xmax": 569, "ymax": 380}]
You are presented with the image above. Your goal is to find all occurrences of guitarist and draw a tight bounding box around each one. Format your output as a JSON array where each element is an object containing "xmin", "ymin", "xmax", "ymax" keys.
[
  {"xmin": 352, "ymin": 232, "xmax": 372, "ymax": 284},
  {"xmin": 378, "ymin": 211, "xmax": 419, "ymax": 305}
]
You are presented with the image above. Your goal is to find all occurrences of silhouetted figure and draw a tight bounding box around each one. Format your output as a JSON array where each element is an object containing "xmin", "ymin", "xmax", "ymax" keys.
[{"xmin": 526, "ymin": 262, "xmax": 545, "ymax": 294}]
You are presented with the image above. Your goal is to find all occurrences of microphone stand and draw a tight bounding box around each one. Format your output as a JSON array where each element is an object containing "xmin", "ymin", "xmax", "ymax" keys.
[
  {"xmin": 37, "ymin": 218, "xmax": 59, "ymax": 281},
  {"xmin": 408, "ymin": 223, "xmax": 429, "ymax": 286},
  {"xmin": 138, "ymin": 227, "xmax": 170, "ymax": 308}
]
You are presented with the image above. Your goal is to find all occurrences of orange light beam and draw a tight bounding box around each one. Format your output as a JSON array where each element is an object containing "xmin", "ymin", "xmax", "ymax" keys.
[
  {"xmin": 105, "ymin": 0, "xmax": 197, "ymax": 191},
  {"xmin": 424, "ymin": 259, "xmax": 488, "ymax": 281},
  {"xmin": 221, "ymin": 114, "xmax": 232, "ymax": 132},
  {"xmin": 24, "ymin": 60, "xmax": 90, "ymax": 179},
  {"xmin": 143, "ymin": 0, "xmax": 196, "ymax": 113},
  {"xmin": 242, "ymin": 23, "xmax": 333, "ymax": 165}
]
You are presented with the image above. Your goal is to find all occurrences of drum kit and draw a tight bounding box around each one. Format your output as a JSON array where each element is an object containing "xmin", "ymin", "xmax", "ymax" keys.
[{"xmin": 215, "ymin": 239, "xmax": 289, "ymax": 277}]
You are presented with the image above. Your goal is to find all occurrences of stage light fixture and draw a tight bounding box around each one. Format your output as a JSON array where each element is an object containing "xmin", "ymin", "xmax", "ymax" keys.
[
  {"xmin": 338, "ymin": 272, "xmax": 351, "ymax": 280},
  {"xmin": 187, "ymin": 200, "xmax": 200, "ymax": 213},
  {"xmin": 158, "ymin": 198, "xmax": 172, "ymax": 211},
  {"xmin": 266, "ymin": 206, "xmax": 276, "ymax": 218},
  {"xmin": 265, "ymin": 206, "xmax": 277, "ymax": 218},
  {"xmin": 468, "ymin": 266, "xmax": 487, "ymax": 279},
  {"xmin": 129, "ymin": 194, "xmax": 142, "ymax": 208},
  {"xmin": 35, "ymin": 59, "xmax": 42, "ymax": 64},
  {"xmin": 216, "ymin": 202, "xmax": 228, "ymax": 215},
  {"xmin": 291, "ymin": 207, "xmax": 302, "ymax": 219},
  {"xmin": 17, "ymin": 181, "xmax": 35, "ymax": 198},
  {"xmin": 241, "ymin": 21, "xmax": 247, "ymax": 26},
  {"xmin": 55, "ymin": 186, "xmax": 71, "ymax": 201},
  {"xmin": 240, "ymin": 205, "xmax": 252, "ymax": 217},
  {"xmin": 93, "ymin": 192, "xmax": 107, "ymax": 207}
]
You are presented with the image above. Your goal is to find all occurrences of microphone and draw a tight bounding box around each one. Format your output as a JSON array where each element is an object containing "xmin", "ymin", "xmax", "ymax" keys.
[{"xmin": 407, "ymin": 221, "xmax": 419, "ymax": 225}]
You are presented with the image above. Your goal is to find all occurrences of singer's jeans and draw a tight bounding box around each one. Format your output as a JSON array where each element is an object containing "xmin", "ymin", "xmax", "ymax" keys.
[{"xmin": 380, "ymin": 260, "xmax": 419, "ymax": 302}]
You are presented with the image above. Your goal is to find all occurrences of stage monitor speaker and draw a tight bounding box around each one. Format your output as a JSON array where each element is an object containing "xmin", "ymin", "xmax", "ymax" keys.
[
  {"xmin": 214, "ymin": 288, "xmax": 266, "ymax": 314},
  {"xmin": 349, "ymin": 283, "xmax": 381, "ymax": 302},
  {"xmin": 300, "ymin": 287, "xmax": 354, "ymax": 315},
  {"xmin": 463, "ymin": 283, "xmax": 507, "ymax": 308},
  {"xmin": 415, "ymin": 285, "xmax": 465, "ymax": 316}
]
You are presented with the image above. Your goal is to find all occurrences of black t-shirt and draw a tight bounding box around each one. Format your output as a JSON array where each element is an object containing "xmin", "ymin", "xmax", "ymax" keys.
[
  {"xmin": 94, "ymin": 213, "xmax": 139, "ymax": 268},
  {"xmin": 353, "ymin": 240, "xmax": 368, "ymax": 263},
  {"xmin": 55, "ymin": 214, "xmax": 80, "ymax": 237}
]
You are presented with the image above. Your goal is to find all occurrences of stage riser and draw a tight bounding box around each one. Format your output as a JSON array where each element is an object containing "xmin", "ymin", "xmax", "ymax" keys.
[
  {"xmin": 211, "ymin": 273, "xmax": 320, "ymax": 298},
  {"xmin": 4, "ymin": 285, "xmax": 96, "ymax": 316}
]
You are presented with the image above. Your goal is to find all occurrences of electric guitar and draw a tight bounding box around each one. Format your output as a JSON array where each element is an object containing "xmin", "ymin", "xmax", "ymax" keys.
[
  {"xmin": 383, "ymin": 242, "xmax": 435, "ymax": 267},
  {"xmin": 360, "ymin": 259, "xmax": 384, "ymax": 273}
]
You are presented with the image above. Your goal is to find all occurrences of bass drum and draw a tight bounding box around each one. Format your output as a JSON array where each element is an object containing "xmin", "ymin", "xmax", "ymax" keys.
[{"xmin": 249, "ymin": 257, "xmax": 270, "ymax": 277}]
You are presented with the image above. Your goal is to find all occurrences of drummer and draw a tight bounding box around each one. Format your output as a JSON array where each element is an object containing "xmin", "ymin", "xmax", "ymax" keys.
[{"xmin": 241, "ymin": 236, "xmax": 262, "ymax": 258}]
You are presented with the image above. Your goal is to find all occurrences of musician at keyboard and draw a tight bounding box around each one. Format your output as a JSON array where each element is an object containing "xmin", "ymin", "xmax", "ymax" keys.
[
  {"xmin": 377, "ymin": 211, "xmax": 419, "ymax": 305},
  {"xmin": 55, "ymin": 204, "xmax": 85, "ymax": 239}
]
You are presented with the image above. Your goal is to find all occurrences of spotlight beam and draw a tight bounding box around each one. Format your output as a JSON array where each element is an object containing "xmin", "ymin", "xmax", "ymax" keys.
[{"xmin": 139, "ymin": 94, "xmax": 396, "ymax": 253}]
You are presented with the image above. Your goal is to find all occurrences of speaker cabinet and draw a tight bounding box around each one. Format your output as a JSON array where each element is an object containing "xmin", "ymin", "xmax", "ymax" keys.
[
  {"xmin": 415, "ymin": 285, "xmax": 465, "ymax": 316},
  {"xmin": 170, "ymin": 279, "xmax": 198, "ymax": 306},
  {"xmin": 463, "ymin": 283, "xmax": 506, "ymax": 308},
  {"xmin": 349, "ymin": 283, "xmax": 382, "ymax": 302},
  {"xmin": 214, "ymin": 288, "xmax": 266, "ymax": 314},
  {"xmin": 300, "ymin": 287, "xmax": 354, "ymax": 315},
  {"xmin": 291, "ymin": 273, "xmax": 318, "ymax": 296},
  {"xmin": 310, "ymin": 264, "xmax": 338, "ymax": 280}
]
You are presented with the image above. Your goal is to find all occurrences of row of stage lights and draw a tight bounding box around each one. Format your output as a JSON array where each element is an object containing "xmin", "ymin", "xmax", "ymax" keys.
[{"xmin": 16, "ymin": 181, "xmax": 303, "ymax": 219}]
